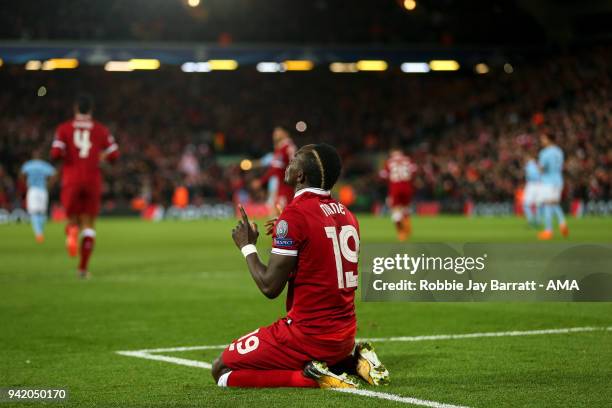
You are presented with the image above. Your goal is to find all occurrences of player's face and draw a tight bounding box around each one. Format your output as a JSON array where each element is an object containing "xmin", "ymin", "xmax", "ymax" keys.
[
  {"xmin": 273, "ymin": 128, "xmax": 287, "ymax": 145},
  {"xmin": 284, "ymin": 147, "xmax": 308, "ymax": 186}
]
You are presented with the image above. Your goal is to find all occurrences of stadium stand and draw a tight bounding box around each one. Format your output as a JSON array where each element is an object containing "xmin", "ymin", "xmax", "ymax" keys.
[{"xmin": 0, "ymin": 47, "xmax": 610, "ymax": 211}]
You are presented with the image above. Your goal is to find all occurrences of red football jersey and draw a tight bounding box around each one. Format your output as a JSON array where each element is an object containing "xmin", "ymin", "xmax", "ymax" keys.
[
  {"xmin": 272, "ymin": 188, "xmax": 359, "ymax": 337},
  {"xmin": 261, "ymin": 138, "xmax": 296, "ymax": 190},
  {"xmin": 380, "ymin": 151, "xmax": 417, "ymax": 189},
  {"xmin": 50, "ymin": 114, "xmax": 118, "ymax": 184}
]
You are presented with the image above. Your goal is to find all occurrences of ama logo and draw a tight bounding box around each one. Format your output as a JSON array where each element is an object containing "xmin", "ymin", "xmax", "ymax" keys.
[{"xmin": 274, "ymin": 220, "xmax": 294, "ymax": 247}]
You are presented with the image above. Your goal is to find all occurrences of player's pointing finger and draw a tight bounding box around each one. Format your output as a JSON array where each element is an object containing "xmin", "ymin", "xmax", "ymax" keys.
[{"xmin": 238, "ymin": 204, "xmax": 250, "ymax": 224}]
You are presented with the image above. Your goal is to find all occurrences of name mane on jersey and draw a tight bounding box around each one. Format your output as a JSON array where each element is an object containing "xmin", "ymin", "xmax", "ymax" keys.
[
  {"xmin": 72, "ymin": 120, "xmax": 93, "ymax": 129},
  {"xmin": 320, "ymin": 202, "xmax": 346, "ymax": 217}
]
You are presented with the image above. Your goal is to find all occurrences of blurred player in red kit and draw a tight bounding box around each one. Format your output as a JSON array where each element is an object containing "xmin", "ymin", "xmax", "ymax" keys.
[
  {"xmin": 256, "ymin": 126, "xmax": 296, "ymax": 212},
  {"xmin": 50, "ymin": 94, "xmax": 119, "ymax": 278},
  {"xmin": 379, "ymin": 147, "xmax": 417, "ymax": 241},
  {"xmin": 212, "ymin": 143, "xmax": 389, "ymax": 389}
]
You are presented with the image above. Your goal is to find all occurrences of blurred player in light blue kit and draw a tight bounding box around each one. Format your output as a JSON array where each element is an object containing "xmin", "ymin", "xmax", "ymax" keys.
[
  {"xmin": 523, "ymin": 154, "xmax": 541, "ymax": 227},
  {"xmin": 21, "ymin": 150, "xmax": 56, "ymax": 242},
  {"xmin": 537, "ymin": 133, "xmax": 569, "ymax": 240}
]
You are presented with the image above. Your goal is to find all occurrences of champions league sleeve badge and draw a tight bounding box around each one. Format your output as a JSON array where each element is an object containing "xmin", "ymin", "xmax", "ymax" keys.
[
  {"xmin": 273, "ymin": 220, "xmax": 294, "ymax": 247},
  {"xmin": 276, "ymin": 220, "xmax": 289, "ymax": 238}
]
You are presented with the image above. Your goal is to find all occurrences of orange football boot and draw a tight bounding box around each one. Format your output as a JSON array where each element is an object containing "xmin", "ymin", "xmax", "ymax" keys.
[
  {"xmin": 35, "ymin": 234, "xmax": 45, "ymax": 244},
  {"xmin": 401, "ymin": 217, "xmax": 412, "ymax": 238},
  {"xmin": 538, "ymin": 230, "xmax": 553, "ymax": 240},
  {"xmin": 66, "ymin": 225, "xmax": 79, "ymax": 257}
]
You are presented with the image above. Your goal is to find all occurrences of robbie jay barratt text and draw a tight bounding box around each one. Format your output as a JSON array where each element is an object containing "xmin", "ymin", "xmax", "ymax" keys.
[{"xmin": 371, "ymin": 279, "xmax": 580, "ymax": 292}]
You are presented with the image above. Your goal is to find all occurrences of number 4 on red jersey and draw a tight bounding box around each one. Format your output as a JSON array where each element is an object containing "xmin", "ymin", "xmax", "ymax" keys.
[{"xmin": 50, "ymin": 116, "xmax": 119, "ymax": 183}]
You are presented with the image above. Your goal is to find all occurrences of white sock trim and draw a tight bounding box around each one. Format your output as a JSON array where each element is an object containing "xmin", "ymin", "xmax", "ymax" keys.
[
  {"xmin": 217, "ymin": 371, "xmax": 232, "ymax": 387},
  {"xmin": 81, "ymin": 228, "xmax": 96, "ymax": 238},
  {"xmin": 391, "ymin": 209, "xmax": 404, "ymax": 222}
]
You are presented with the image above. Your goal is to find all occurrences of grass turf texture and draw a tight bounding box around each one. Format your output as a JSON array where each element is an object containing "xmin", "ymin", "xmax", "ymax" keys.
[{"xmin": 1, "ymin": 215, "xmax": 611, "ymax": 407}]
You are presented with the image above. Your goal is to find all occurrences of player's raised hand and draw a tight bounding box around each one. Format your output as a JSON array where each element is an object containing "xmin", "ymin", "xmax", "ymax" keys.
[
  {"xmin": 265, "ymin": 204, "xmax": 283, "ymax": 235},
  {"xmin": 232, "ymin": 204, "xmax": 259, "ymax": 249}
]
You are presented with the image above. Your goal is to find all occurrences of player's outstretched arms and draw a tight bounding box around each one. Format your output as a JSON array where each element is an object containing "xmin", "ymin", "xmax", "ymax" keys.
[{"xmin": 232, "ymin": 205, "xmax": 295, "ymax": 299}]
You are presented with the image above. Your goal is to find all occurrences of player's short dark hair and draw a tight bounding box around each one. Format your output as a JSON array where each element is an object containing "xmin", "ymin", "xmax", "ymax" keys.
[
  {"xmin": 540, "ymin": 127, "xmax": 556, "ymax": 142},
  {"xmin": 75, "ymin": 94, "xmax": 94, "ymax": 114},
  {"xmin": 303, "ymin": 143, "xmax": 342, "ymax": 190}
]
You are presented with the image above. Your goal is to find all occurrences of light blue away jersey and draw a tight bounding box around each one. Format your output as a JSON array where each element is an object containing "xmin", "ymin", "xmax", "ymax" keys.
[
  {"xmin": 524, "ymin": 159, "xmax": 540, "ymax": 183},
  {"xmin": 538, "ymin": 145, "xmax": 564, "ymax": 187},
  {"xmin": 21, "ymin": 160, "xmax": 56, "ymax": 189}
]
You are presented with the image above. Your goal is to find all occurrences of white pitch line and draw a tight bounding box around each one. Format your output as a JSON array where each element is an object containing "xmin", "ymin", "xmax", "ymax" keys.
[
  {"xmin": 116, "ymin": 350, "xmax": 212, "ymax": 369},
  {"xmin": 116, "ymin": 326, "xmax": 612, "ymax": 408},
  {"xmin": 121, "ymin": 326, "xmax": 612, "ymax": 354},
  {"xmin": 358, "ymin": 326, "xmax": 612, "ymax": 343},
  {"xmin": 127, "ymin": 344, "xmax": 228, "ymax": 353},
  {"xmin": 115, "ymin": 352, "xmax": 466, "ymax": 407},
  {"xmin": 333, "ymin": 388, "xmax": 469, "ymax": 408}
]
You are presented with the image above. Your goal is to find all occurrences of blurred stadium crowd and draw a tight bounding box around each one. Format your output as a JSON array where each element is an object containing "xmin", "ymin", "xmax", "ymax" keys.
[{"xmin": 0, "ymin": 47, "xmax": 610, "ymax": 211}]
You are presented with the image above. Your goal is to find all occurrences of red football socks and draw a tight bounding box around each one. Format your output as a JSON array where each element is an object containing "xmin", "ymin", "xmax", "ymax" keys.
[
  {"xmin": 79, "ymin": 228, "xmax": 96, "ymax": 272},
  {"xmin": 394, "ymin": 221, "xmax": 403, "ymax": 233},
  {"xmin": 226, "ymin": 370, "xmax": 318, "ymax": 388}
]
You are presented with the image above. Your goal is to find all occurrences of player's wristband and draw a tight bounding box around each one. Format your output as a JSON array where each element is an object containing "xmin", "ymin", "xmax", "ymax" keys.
[{"xmin": 241, "ymin": 244, "xmax": 258, "ymax": 258}]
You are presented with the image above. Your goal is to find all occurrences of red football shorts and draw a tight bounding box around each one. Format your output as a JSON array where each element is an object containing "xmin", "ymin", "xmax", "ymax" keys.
[
  {"xmin": 61, "ymin": 181, "xmax": 101, "ymax": 217},
  {"xmin": 389, "ymin": 184, "xmax": 414, "ymax": 207},
  {"xmin": 222, "ymin": 318, "xmax": 355, "ymax": 371}
]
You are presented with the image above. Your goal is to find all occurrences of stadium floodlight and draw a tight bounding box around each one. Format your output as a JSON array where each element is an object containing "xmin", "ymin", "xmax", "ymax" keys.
[
  {"xmin": 329, "ymin": 62, "xmax": 358, "ymax": 73},
  {"xmin": 504, "ymin": 63, "xmax": 514, "ymax": 74},
  {"xmin": 41, "ymin": 58, "xmax": 79, "ymax": 70},
  {"xmin": 129, "ymin": 59, "xmax": 160, "ymax": 70},
  {"xmin": 295, "ymin": 121, "xmax": 307, "ymax": 132},
  {"xmin": 475, "ymin": 63, "xmax": 489, "ymax": 74},
  {"xmin": 25, "ymin": 60, "xmax": 42, "ymax": 70},
  {"xmin": 208, "ymin": 60, "xmax": 238, "ymax": 70},
  {"xmin": 256, "ymin": 62, "xmax": 286, "ymax": 73},
  {"xmin": 284, "ymin": 60, "xmax": 314, "ymax": 71},
  {"xmin": 403, "ymin": 0, "xmax": 417, "ymax": 11},
  {"xmin": 240, "ymin": 159, "xmax": 253, "ymax": 171},
  {"xmin": 429, "ymin": 60, "xmax": 460, "ymax": 71},
  {"xmin": 105, "ymin": 59, "xmax": 160, "ymax": 71},
  {"xmin": 356, "ymin": 60, "xmax": 388, "ymax": 71},
  {"xmin": 104, "ymin": 61, "xmax": 133, "ymax": 72},
  {"xmin": 181, "ymin": 62, "xmax": 196, "ymax": 72},
  {"xmin": 400, "ymin": 62, "xmax": 430, "ymax": 73},
  {"xmin": 181, "ymin": 62, "xmax": 211, "ymax": 72}
]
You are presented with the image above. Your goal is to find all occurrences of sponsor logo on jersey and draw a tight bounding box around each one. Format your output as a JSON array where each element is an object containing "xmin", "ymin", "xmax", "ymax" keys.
[
  {"xmin": 274, "ymin": 238, "xmax": 294, "ymax": 247},
  {"xmin": 276, "ymin": 220, "xmax": 289, "ymax": 238}
]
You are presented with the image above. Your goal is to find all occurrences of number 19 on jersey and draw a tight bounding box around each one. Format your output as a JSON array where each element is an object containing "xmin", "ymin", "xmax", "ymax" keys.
[{"xmin": 325, "ymin": 225, "xmax": 359, "ymax": 289}]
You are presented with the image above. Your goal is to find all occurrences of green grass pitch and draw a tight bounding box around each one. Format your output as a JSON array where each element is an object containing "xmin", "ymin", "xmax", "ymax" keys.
[{"xmin": 1, "ymin": 215, "xmax": 611, "ymax": 407}]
